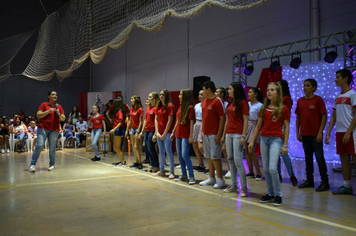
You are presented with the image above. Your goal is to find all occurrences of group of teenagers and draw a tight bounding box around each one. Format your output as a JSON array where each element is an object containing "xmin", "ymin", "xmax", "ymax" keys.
[{"xmin": 27, "ymin": 68, "xmax": 355, "ymax": 206}]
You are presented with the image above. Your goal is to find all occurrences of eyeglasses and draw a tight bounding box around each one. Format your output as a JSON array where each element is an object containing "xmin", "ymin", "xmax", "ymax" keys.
[{"xmin": 159, "ymin": 94, "xmax": 165, "ymax": 96}]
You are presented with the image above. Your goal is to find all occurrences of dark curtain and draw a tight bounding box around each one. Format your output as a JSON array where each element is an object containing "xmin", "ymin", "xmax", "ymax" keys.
[{"xmin": 79, "ymin": 92, "xmax": 88, "ymax": 120}]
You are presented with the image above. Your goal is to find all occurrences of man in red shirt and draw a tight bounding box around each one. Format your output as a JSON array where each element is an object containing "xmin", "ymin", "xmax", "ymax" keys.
[{"xmin": 199, "ymin": 81, "xmax": 226, "ymax": 189}]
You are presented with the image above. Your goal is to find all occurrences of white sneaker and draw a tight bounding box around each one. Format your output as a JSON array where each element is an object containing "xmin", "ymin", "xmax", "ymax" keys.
[
  {"xmin": 224, "ymin": 170, "xmax": 231, "ymax": 179},
  {"xmin": 1, "ymin": 149, "xmax": 4, "ymax": 154},
  {"xmin": 29, "ymin": 165, "xmax": 36, "ymax": 172},
  {"xmin": 48, "ymin": 166, "xmax": 55, "ymax": 171},
  {"xmin": 175, "ymin": 165, "xmax": 181, "ymax": 169},
  {"xmin": 213, "ymin": 178, "xmax": 225, "ymax": 189},
  {"xmin": 240, "ymin": 189, "xmax": 248, "ymax": 197},
  {"xmin": 6, "ymin": 149, "xmax": 10, "ymax": 153},
  {"xmin": 199, "ymin": 177, "xmax": 216, "ymax": 186}
]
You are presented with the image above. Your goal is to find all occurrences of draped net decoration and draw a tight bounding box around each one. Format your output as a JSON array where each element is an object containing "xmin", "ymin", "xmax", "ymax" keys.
[{"xmin": 3, "ymin": 0, "xmax": 267, "ymax": 82}]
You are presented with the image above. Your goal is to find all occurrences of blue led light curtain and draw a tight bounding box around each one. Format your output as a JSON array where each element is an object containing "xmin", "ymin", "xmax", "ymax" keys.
[{"xmin": 282, "ymin": 59, "xmax": 346, "ymax": 163}]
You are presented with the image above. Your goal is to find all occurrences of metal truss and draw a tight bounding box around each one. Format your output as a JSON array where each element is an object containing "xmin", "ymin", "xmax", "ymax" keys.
[{"xmin": 233, "ymin": 27, "xmax": 356, "ymax": 85}]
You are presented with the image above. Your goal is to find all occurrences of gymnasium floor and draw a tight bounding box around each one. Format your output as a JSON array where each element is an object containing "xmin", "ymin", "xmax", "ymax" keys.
[{"xmin": 0, "ymin": 148, "xmax": 355, "ymax": 236}]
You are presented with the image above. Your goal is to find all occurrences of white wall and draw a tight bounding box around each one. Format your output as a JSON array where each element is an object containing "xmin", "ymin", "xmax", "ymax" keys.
[{"xmin": 92, "ymin": 0, "xmax": 356, "ymax": 105}]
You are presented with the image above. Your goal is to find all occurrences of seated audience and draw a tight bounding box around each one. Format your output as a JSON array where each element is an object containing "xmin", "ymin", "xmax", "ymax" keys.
[
  {"xmin": 28, "ymin": 121, "xmax": 38, "ymax": 149},
  {"xmin": 75, "ymin": 116, "xmax": 88, "ymax": 147},
  {"xmin": 0, "ymin": 117, "xmax": 10, "ymax": 153},
  {"xmin": 69, "ymin": 105, "xmax": 81, "ymax": 125},
  {"xmin": 63, "ymin": 117, "xmax": 75, "ymax": 148},
  {"xmin": 10, "ymin": 117, "xmax": 28, "ymax": 152}
]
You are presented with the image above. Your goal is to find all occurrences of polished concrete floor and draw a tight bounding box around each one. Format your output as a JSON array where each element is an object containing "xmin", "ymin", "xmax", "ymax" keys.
[{"xmin": 0, "ymin": 148, "xmax": 355, "ymax": 236}]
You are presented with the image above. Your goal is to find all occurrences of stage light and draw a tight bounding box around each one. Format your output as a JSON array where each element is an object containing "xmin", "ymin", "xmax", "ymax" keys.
[
  {"xmin": 244, "ymin": 62, "xmax": 254, "ymax": 75},
  {"xmin": 290, "ymin": 54, "xmax": 302, "ymax": 69},
  {"xmin": 324, "ymin": 47, "xmax": 338, "ymax": 63},
  {"xmin": 269, "ymin": 57, "xmax": 280, "ymax": 72}
]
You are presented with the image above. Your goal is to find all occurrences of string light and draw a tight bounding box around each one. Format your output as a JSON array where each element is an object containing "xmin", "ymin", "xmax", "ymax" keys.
[{"xmin": 282, "ymin": 59, "xmax": 346, "ymax": 163}]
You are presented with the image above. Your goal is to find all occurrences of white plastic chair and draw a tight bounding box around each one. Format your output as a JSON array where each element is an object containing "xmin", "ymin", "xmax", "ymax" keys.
[
  {"xmin": 45, "ymin": 132, "xmax": 66, "ymax": 150},
  {"xmin": 26, "ymin": 133, "xmax": 34, "ymax": 152},
  {"xmin": 9, "ymin": 133, "xmax": 23, "ymax": 152}
]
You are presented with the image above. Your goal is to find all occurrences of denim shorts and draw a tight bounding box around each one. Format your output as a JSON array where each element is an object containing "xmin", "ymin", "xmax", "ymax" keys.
[
  {"xmin": 130, "ymin": 128, "xmax": 138, "ymax": 135},
  {"xmin": 114, "ymin": 127, "xmax": 125, "ymax": 137}
]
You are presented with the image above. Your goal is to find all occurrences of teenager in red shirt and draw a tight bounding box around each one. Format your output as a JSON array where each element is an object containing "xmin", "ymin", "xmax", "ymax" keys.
[
  {"xmin": 296, "ymin": 78, "xmax": 329, "ymax": 191},
  {"xmin": 139, "ymin": 92, "xmax": 160, "ymax": 172},
  {"xmin": 153, "ymin": 89, "xmax": 175, "ymax": 179},
  {"xmin": 199, "ymin": 81, "xmax": 226, "ymax": 189},
  {"xmin": 88, "ymin": 104, "xmax": 106, "ymax": 161},
  {"xmin": 110, "ymin": 98, "xmax": 127, "ymax": 166},
  {"xmin": 221, "ymin": 82, "xmax": 249, "ymax": 196},
  {"xmin": 125, "ymin": 95, "xmax": 144, "ymax": 169},
  {"xmin": 249, "ymin": 82, "xmax": 290, "ymax": 206},
  {"xmin": 29, "ymin": 91, "xmax": 65, "ymax": 172},
  {"xmin": 171, "ymin": 89, "xmax": 196, "ymax": 184}
]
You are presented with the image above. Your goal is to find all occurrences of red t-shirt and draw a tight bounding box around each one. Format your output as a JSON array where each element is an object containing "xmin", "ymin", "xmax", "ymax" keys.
[
  {"xmin": 113, "ymin": 110, "xmax": 126, "ymax": 128},
  {"xmin": 145, "ymin": 106, "xmax": 156, "ymax": 132},
  {"xmin": 295, "ymin": 95, "xmax": 326, "ymax": 136},
  {"xmin": 175, "ymin": 106, "xmax": 195, "ymax": 139},
  {"xmin": 202, "ymin": 97, "xmax": 225, "ymax": 135},
  {"xmin": 130, "ymin": 107, "xmax": 143, "ymax": 129},
  {"xmin": 259, "ymin": 106, "xmax": 290, "ymax": 138},
  {"xmin": 226, "ymin": 100, "xmax": 249, "ymax": 134},
  {"xmin": 90, "ymin": 114, "xmax": 104, "ymax": 130},
  {"xmin": 38, "ymin": 101, "xmax": 65, "ymax": 131},
  {"xmin": 283, "ymin": 96, "xmax": 292, "ymax": 110},
  {"xmin": 156, "ymin": 103, "xmax": 175, "ymax": 134}
]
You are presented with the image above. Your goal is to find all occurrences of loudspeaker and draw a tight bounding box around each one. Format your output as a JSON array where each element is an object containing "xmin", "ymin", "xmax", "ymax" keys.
[{"xmin": 193, "ymin": 76, "xmax": 210, "ymax": 99}]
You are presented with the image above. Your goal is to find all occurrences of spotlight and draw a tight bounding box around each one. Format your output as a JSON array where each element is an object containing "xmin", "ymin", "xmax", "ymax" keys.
[
  {"xmin": 324, "ymin": 47, "xmax": 338, "ymax": 63},
  {"xmin": 244, "ymin": 62, "xmax": 254, "ymax": 76},
  {"xmin": 290, "ymin": 54, "xmax": 302, "ymax": 69},
  {"xmin": 270, "ymin": 57, "xmax": 280, "ymax": 72}
]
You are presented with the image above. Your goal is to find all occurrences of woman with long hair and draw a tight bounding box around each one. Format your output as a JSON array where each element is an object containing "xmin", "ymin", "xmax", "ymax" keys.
[
  {"xmin": 277, "ymin": 79, "xmax": 298, "ymax": 186},
  {"xmin": 192, "ymin": 90, "xmax": 206, "ymax": 171},
  {"xmin": 110, "ymin": 98, "xmax": 127, "ymax": 166},
  {"xmin": 245, "ymin": 87, "xmax": 264, "ymax": 180},
  {"xmin": 248, "ymin": 82, "xmax": 290, "ymax": 206},
  {"xmin": 153, "ymin": 89, "xmax": 175, "ymax": 179},
  {"xmin": 215, "ymin": 87, "xmax": 231, "ymax": 178},
  {"xmin": 139, "ymin": 92, "xmax": 160, "ymax": 172},
  {"xmin": 69, "ymin": 105, "xmax": 81, "ymax": 125},
  {"xmin": 221, "ymin": 82, "xmax": 249, "ymax": 196},
  {"xmin": 63, "ymin": 117, "xmax": 75, "ymax": 148},
  {"xmin": 88, "ymin": 104, "xmax": 106, "ymax": 161},
  {"xmin": 125, "ymin": 95, "xmax": 144, "ymax": 169},
  {"xmin": 11, "ymin": 117, "xmax": 28, "ymax": 152},
  {"xmin": 171, "ymin": 89, "xmax": 196, "ymax": 184}
]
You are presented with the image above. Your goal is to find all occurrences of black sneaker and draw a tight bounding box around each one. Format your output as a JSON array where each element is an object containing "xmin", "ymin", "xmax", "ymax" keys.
[
  {"xmin": 260, "ymin": 194, "xmax": 275, "ymax": 203},
  {"xmin": 273, "ymin": 196, "xmax": 282, "ymax": 206},
  {"xmin": 246, "ymin": 173, "xmax": 255, "ymax": 179},
  {"xmin": 315, "ymin": 182, "xmax": 330, "ymax": 192},
  {"xmin": 194, "ymin": 165, "xmax": 206, "ymax": 171},
  {"xmin": 91, "ymin": 157, "xmax": 101, "ymax": 161},
  {"xmin": 113, "ymin": 161, "xmax": 126, "ymax": 166},
  {"xmin": 298, "ymin": 180, "xmax": 314, "ymax": 188},
  {"xmin": 142, "ymin": 159, "xmax": 151, "ymax": 164},
  {"xmin": 137, "ymin": 164, "xmax": 143, "ymax": 169},
  {"xmin": 130, "ymin": 162, "xmax": 139, "ymax": 168}
]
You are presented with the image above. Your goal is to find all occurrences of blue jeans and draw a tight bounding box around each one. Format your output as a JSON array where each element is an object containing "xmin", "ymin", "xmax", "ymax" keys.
[
  {"xmin": 225, "ymin": 133, "xmax": 247, "ymax": 190},
  {"xmin": 277, "ymin": 153, "xmax": 295, "ymax": 177},
  {"xmin": 91, "ymin": 129, "xmax": 102, "ymax": 157},
  {"xmin": 145, "ymin": 131, "xmax": 158, "ymax": 167},
  {"xmin": 302, "ymin": 136, "xmax": 329, "ymax": 183},
  {"xmin": 75, "ymin": 132, "xmax": 86, "ymax": 145},
  {"xmin": 260, "ymin": 136, "xmax": 283, "ymax": 197},
  {"xmin": 30, "ymin": 128, "xmax": 59, "ymax": 166},
  {"xmin": 157, "ymin": 133, "xmax": 174, "ymax": 172},
  {"xmin": 176, "ymin": 137, "xmax": 194, "ymax": 178},
  {"xmin": 130, "ymin": 128, "xmax": 138, "ymax": 135},
  {"xmin": 15, "ymin": 132, "xmax": 26, "ymax": 149}
]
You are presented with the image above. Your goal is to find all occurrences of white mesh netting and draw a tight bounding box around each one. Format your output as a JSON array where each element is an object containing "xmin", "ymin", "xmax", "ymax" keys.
[{"xmin": 2, "ymin": 0, "xmax": 269, "ymax": 82}]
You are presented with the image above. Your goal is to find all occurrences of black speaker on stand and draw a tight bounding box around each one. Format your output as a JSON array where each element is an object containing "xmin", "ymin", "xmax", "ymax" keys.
[{"xmin": 193, "ymin": 76, "xmax": 210, "ymax": 99}]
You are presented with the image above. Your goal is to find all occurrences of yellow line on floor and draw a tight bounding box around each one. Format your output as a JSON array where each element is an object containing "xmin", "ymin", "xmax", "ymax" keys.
[
  {"xmin": 129, "ymin": 178, "xmax": 315, "ymax": 236},
  {"xmin": 66, "ymin": 152, "xmax": 356, "ymax": 231}
]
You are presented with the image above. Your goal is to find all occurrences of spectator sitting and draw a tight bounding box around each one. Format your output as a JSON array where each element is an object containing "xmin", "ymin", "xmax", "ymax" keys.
[
  {"xmin": 75, "ymin": 116, "xmax": 88, "ymax": 147},
  {"xmin": 28, "ymin": 121, "xmax": 38, "ymax": 150},
  {"xmin": 10, "ymin": 113, "xmax": 19, "ymax": 125},
  {"xmin": 69, "ymin": 105, "xmax": 81, "ymax": 125},
  {"xmin": 0, "ymin": 117, "xmax": 11, "ymax": 153},
  {"xmin": 10, "ymin": 117, "xmax": 28, "ymax": 152},
  {"xmin": 24, "ymin": 117, "xmax": 31, "ymax": 127},
  {"xmin": 63, "ymin": 117, "xmax": 75, "ymax": 148}
]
